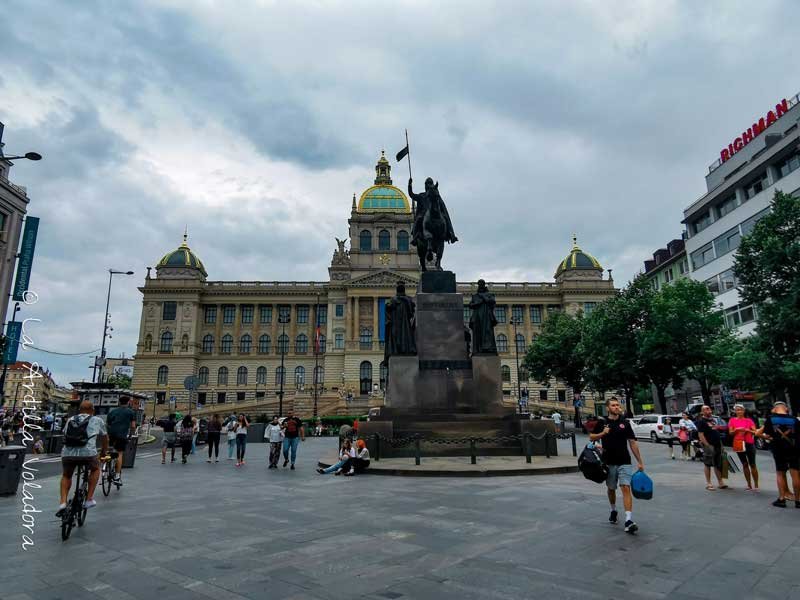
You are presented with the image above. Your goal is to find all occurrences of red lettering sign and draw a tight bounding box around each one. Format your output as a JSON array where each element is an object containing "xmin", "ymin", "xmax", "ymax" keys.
[{"xmin": 719, "ymin": 98, "xmax": 790, "ymax": 164}]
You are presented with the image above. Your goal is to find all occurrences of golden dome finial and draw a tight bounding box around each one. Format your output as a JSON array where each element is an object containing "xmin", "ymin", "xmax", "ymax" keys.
[
  {"xmin": 572, "ymin": 233, "xmax": 579, "ymax": 249},
  {"xmin": 181, "ymin": 225, "xmax": 189, "ymax": 248}
]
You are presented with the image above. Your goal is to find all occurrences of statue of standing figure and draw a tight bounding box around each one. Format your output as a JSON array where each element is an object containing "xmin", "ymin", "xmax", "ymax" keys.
[
  {"xmin": 384, "ymin": 282, "xmax": 417, "ymax": 365},
  {"xmin": 469, "ymin": 279, "xmax": 498, "ymax": 355}
]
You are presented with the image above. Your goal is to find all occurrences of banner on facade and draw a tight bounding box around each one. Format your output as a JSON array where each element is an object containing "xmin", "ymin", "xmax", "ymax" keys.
[
  {"xmin": 3, "ymin": 321, "xmax": 22, "ymax": 364},
  {"xmin": 12, "ymin": 216, "xmax": 40, "ymax": 302}
]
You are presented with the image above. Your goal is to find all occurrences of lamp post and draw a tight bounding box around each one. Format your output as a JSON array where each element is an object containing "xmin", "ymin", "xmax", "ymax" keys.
[
  {"xmin": 511, "ymin": 317, "xmax": 523, "ymax": 415},
  {"xmin": 313, "ymin": 293, "xmax": 321, "ymax": 418},
  {"xmin": 277, "ymin": 310, "xmax": 290, "ymax": 417},
  {"xmin": 93, "ymin": 269, "xmax": 134, "ymax": 383}
]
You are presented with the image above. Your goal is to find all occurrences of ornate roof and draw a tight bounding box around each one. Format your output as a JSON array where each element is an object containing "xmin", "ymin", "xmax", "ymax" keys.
[
  {"xmin": 357, "ymin": 151, "xmax": 411, "ymax": 214},
  {"xmin": 555, "ymin": 235, "xmax": 603, "ymax": 278},
  {"xmin": 157, "ymin": 231, "xmax": 208, "ymax": 277}
]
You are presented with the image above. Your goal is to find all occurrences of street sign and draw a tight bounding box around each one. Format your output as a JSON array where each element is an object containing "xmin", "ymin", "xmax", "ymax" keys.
[
  {"xmin": 169, "ymin": 395, "xmax": 177, "ymax": 406},
  {"xmin": 2, "ymin": 322, "xmax": 21, "ymax": 364},
  {"xmin": 184, "ymin": 375, "xmax": 199, "ymax": 391}
]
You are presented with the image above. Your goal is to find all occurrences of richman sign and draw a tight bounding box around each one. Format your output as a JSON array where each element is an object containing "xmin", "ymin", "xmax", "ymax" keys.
[{"xmin": 719, "ymin": 98, "xmax": 790, "ymax": 164}]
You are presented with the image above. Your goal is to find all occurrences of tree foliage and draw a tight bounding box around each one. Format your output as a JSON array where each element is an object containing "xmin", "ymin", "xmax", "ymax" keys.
[{"xmin": 523, "ymin": 311, "xmax": 585, "ymax": 393}]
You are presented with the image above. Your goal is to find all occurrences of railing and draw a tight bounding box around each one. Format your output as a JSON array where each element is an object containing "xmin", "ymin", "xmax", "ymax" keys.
[{"xmin": 205, "ymin": 281, "xmax": 328, "ymax": 288}]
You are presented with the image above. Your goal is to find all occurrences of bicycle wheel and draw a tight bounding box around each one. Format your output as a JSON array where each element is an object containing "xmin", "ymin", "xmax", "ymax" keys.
[
  {"xmin": 76, "ymin": 468, "xmax": 88, "ymax": 526},
  {"xmin": 61, "ymin": 510, "xmax": 74, "ymax": 541},
  {"xmin": 101, "ymin": 461, "xmax": 111, "ymax": 496}
]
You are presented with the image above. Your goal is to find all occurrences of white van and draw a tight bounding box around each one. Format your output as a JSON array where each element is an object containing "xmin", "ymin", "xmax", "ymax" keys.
[{"xmin": 632, "ymin": 415, "xmax": 682, "ymax": 443}]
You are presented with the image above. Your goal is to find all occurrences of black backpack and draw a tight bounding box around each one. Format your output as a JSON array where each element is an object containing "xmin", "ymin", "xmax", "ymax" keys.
[
  {"xmin": 63, "ymin": 416, "xmax": 91, "ymax": 447},
  {"xmin": 578, "ymin": 443, "xmax": 609, "ymax": 484}
]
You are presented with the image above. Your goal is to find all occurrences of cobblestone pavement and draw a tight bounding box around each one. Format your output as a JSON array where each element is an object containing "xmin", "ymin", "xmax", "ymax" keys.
[{"xmin": 0, "ymin": 436, "xmax": 798, "ymax": 600}]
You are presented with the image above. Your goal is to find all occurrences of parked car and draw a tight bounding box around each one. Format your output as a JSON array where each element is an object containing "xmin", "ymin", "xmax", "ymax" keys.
[{"xmin": 632, "ymin": 415, "xmax": 682, "ymax": 443}]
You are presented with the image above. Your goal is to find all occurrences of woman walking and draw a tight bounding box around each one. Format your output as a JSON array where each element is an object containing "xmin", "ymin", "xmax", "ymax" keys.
[
  {"xmin": 234, "ymin": 414, "xmax": 250, "ymax": 467},
  {"xmin": 225, "ymin": 417, "xmax": 236, "ymax": 460},
  {"xmin": 178, "ymin": 414, "xmax": 194, "ymax": 464},
  {"xmin": 206, "ymin": 414, "xmax": 222, "ymax": 463},
  {"xmin": 264, "ymin": 415, "xmax": 283, "ymax": 469},
  {"xmin": 663, "ymin": 417, "xmax": 676, "ymax": 460},
  {"xmin": 678, "ymin": 412, "xmax": 695, "ymax": 460},
  {"xmin": 729, "ymin": 404, "xmax": 759, "ymax": 490}
]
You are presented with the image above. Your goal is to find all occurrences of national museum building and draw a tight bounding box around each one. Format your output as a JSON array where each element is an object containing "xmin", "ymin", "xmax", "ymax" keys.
[{"xmin": 131, "ymin": 153, "xmax": 616, "ymax": 417}]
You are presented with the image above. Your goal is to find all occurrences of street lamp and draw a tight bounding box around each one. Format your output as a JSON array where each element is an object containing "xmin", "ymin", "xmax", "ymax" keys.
[
  {"xmin": 511, "ymin": 317, "xmax": 523, "ymax": 415},
  {"xmin": 93, "ymin": 269, "xmax": 134, "ymax": 383},
  {"xmin": 1, "ymin": 152, "xmax": 42, "ymax": 161},
  {"xmin": 277, "ymin": 309, "xmax": 290, "ymax": 417},
  {"xmin": 313, "ymin": 293, "xmax": 321, "ymax": 418}
]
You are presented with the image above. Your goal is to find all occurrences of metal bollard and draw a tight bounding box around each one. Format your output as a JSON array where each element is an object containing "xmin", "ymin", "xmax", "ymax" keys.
[
  {"xmin": 524, "ymin": 433, "xmax": 532, "ymax": 464},
  {"xmin": 414, "ymin": 437, "xmax": 421, "ymax": 465},
  {"xmin": 470, "ymin": 438, "xmax": 477, "ymax": 465},
  {"xmin": 545, "ymin": 433, "xmax": 551, "ymax": 458},
  {"xmin": 571, "ymin": 431, "xmax": 577, "ymax": 457},
  {"xmin": 374, "ymin": 434, "xmax": 381, "ymax": 462}
]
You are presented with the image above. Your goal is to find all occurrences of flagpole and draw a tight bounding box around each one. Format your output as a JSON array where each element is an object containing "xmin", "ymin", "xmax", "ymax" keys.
[{"xmin": 405, "ymin": 129, "xmax": 414, "ymax": 219}]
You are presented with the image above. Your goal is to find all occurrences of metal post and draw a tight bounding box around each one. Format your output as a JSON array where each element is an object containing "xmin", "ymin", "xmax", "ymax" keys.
[
  {"xmin": 469, "ymin": 438, "xmax": 477, "ymax": 465},
  {"xmin": 0, "ymin": 302, "xmax": 21, "ymax": 404},
  {"xmin": 374, "ymin": 433, "xmax": 380, "ymax": 462},
  {"xmin": 571, "ymin": 431, "xmax": 577, "ymax": 457},
  {"xmin": 414, "ymin": 436, "xmax": 421, "ymax": 465},
  {"xmin": 524, "ymin": 433, "xmax": 532, "ymax": 464},
  {"xmin": 94, "ymin": 270, "xmax": 113, "ymax": 383},
  {"xmin": 278, "ymin": 311, "xmax": 289, "ymax": 417},
  {"xmin": 313, "ymin": 293, "xmax": 320, "ymax": 418},
  {"xmin": 545, "ymin": 433, "xmax": 551, "ymax": 458},
  {"xmin": 512, "ymin": 318, "xmax": 522, "ymax": 415}
]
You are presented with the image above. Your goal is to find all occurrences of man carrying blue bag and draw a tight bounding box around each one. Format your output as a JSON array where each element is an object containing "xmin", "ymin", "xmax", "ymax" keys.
[{"xmin": 590, "ymin": 397, "xmax": 645, "ymax": 534}]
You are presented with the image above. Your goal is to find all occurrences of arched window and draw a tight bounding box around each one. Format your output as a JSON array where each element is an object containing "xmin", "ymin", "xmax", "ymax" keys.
[
  {"xmin": 515, "ymin": 333, "xmax": 526, "ymax": 353},
  {"xmin": 380, "ymin": 362, "xmax": 388, "ymax": 391},
  {"xmin": 360, "ymin": 230, "xmax": 372, "ymax": 251},
  {"xmin": 276, "ymin": 366, "xmax": 285, "ymax": 387},
  {"xmin": 256, "ymin": 366, "xmax": 267, "ymax": 385},
  {"xmin": 160, "ymin": 331, "xmax": 173, "ymax": 353},
  {"xmin": 240, "ymin": 334, "xmax": 252, "ymax": 354},
  {"xmin": 314, "ymin": 365, "xmax": 324, "ymax": 385},
  {"xmin": 202, "ymin": 334, "xmax": 214, "ymax": 353},
  {"xmin": 157, "ymin": 365, "xmax": 168, "ymax": 385},
  {"xmin": 316, "ymin": 334, "xmax": 326, "ymax": 354},
  {"xmin": 198, "ymin": 367, "xmax": 209, "ymax": 385},
  {"xmin": 294, "ymin": 366, "xmax": 305, "ymax": 388},
  {"xmin": 258, "ymin": 334, "xmax": 270, "ymax": 354},
  {"xmin": 237, "ymin": 366, "xmax": 248, "ymax": 385},
  {"xmin": 278, "ymin": 334, "xmax": 289, "ymax": 354},
  {"xmin": 397, "ymin": 230, "xmax": 409, "ymax": 251},
  {"xmin": 496, "ymin": 333, "xmax": 508, "ymax": 353},
  {"xmin": 181, "ymin": 334, "xmax": 189, "ymax": 351},
  {"xmin": 378, "ymin": 229, "xmax": 390, "ymax": 250},
  {"xmin": 295, "ymin": 333, "xmax": 308, "ymax": 354},
  {"xmin": 221, "ymin": 334, "xmax": 233, "ymax": 354},
  {"xmin": 218, "ymin": 366, "xmax": 228, "ymax": 386},
  {"xmin": 501, "ymin": 365, "xmax": 511, "ymax": 382},
  {"xmin": 359, "ymin": 361, "xmax": 373, "ymax": 394},
  {"xmin": 360, "ymin": 327, "xmax": 373, "ymax": 350},
  {"xmin": 144, "ymin": 334, "xmax": 152, "ymax": 352}
]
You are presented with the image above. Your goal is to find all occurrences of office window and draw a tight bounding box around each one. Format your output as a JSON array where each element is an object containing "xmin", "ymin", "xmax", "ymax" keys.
[
  {"xmin": 501, "ymin": 365, "xmax": 511, "ymax": 382},
  {"xmin": 198, "ymin": 367, "xmax": 209, "ymax": 385},
  {"xmin": 691, "ymin": 243, "xmax": 715, "ymax": 270},
  {"xmin": 221, "ymin": 334, "xmax": 233, "ymax": 354},
  {"xmin": 317, "ymin": 305, "xmax": 327, "ymax": 325},
  {"xmin": 295, "ymin": 334, "xmax": 308, "ymax": 354},
  {"xmin": 539, "ymin": 389, "xmax": 548, "ymax": 401},
  {"xmin": 335, "ymin": 304, "xmax": 345, "ymax": 318},
  {"xmin": 530, "ymin": 305, "xmax": 542, "ymax": 323},
  {"xmin": 719, "ymin": 269, "xmax": 737, "ymax": 293},
  {"xmin": 776, "ymin": 152, "xmax": 800, "ymax": 179},
  {"xmin": 335, "ymin": 332, "xmax": 344, "ymax": 349},
  {"xmin": 157, "ymin": 365, "xmax": 168, "ymax": 385},
  {"xmin": 360, "ymin": 230, "xmax": 372, "ymax": 251},
  {"xmin": 360, "ymin": 327, "xmax": 373, "ymax": 350},
  {"xmin": 256, "ymin": 366, "xmax": 267, "ymax": 385},
  {"xmin": 223, "ymin": 305, "xmax": 235, "ymax": 324},
  {"xmin": 741, "ymin": 208, "xmax": 770, "ymax": 237},
  {"xmin": 705, "ymin": 275, "xmax": 720, "ymax": 296},
  {"xmin": 717, "ymin": 194, "xmax": 738, "ymax": 218},
  {"xmin": 583, "ymin": 302, "xmax": 597, "ymax": 315},
  {"xmin": 258, "ymin": 334, "xmax": 271, "ymax": 354},
  {"xmin": 239, "ymin": 334, "xmax": 252, "ymax": 354},
  {"xmin": 744, "ymin": 171, "xmax": 769, "ymax": 200},
  {"xmin": 160, "ymin": 331, "xmax": 173, "ymax": 353},
  {"xmin": 217, "ymin": 367, "xmax": 228, "ymax": 385},
  {"xmin": 259, "ymin": 305, "xmax": 272, "ymax": 324},
  {"xmin": 692, "ymin": 211, "xmax": 712, "ymax": 235},
  {"xmin": 378, "ymin": 229, "xmax": 390, "ymax": 250},
  {"xmin": 241, "ymin": 305, "xmax": 253, "ymax": 324},
  {"xmin": 496, "ymin": 334, "xmax": 508, "ymax": 352},
  {"xmin": 740, "ymin": 305, "xmax": 755, "ymax": 324},
  {"xmin": 397, "ymin": 230, "xmax": 409, "ymax": 251},
  {"xmin": 204, "ymin": 306, "xmax": 217, "ymax": 324},
  {"xmin": 162, "ymin": 302, "xmax": 177, "ymax": 321},
  {"xmin": 237, "ymin": 366, "xmax": 248, "ymax": 385},
  {"xmin": 511, "ymin": 305, "xmax": 524, "ymax": 324},
  {"xmin": 714, "ymin": 226, "xmax": 741, "ymax": 256},
  {"xmin": 297, "ymin": 305, "xmax": 309, "ymax": 324},
  {"xmin": 495, "ymin": 306, "xmax": 507, "ymax": 323}
]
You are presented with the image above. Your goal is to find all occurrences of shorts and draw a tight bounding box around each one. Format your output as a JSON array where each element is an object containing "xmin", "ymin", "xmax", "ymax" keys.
[
  {"xmin": 61, "ymin": 456, "xmax": 100, "ymax": 477},
  {"xmin": 162, "ymin": 432, "xmax": 177, "ymax": 448},
  {"xmin": 109, "ymin": 436, "xmax": 128, "ymax": 452},
  {"xmin": 772, "ymin": 452, "xmax": 800, "ymax": 472},
  {"xmin": 606, "ymin": 464, "xmax": 633, "ymax": 489},
  {"xmin": 703, "ymin": 445, "xmax": 723, "ymax": 469},
  {"xmin": 736, "ymin": 443, "xmax": 757, "ymax": 468}
]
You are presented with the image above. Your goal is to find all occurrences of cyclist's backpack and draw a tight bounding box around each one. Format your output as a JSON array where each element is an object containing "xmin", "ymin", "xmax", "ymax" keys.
[
  {"xmin": 631, "ymin": 470, "xmax": 654, "ymax": 500},
  {"xmin": 63, "ymin": 416, "xmax": 91, "ymax": 447},
  {"xmin": 578, "ymin": 442, "xmax": 608, "ymax": 484}
]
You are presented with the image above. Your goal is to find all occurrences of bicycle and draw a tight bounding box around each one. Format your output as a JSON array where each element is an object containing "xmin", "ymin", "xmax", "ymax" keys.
[
  {"xmin": 61, "ymin": 462, "xmax": 90, "ymax": 541},
  {"xmin": 100, "ymin": 452, "xmax": 121, "ymax": 496}
]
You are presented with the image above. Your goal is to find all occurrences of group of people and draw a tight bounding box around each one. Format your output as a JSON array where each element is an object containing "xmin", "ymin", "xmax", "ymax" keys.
[
  {"xmin": 589, "ymin": 398, "xmax": 800, "ymax": 536},
  {"xmin": 316, "ymin": 437, "xmax": 371, "ymax": 476}
]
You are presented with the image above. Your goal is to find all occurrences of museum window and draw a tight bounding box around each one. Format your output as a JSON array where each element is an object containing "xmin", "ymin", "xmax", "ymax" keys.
[
  {"xmin": 297, "ymin": 305, "xmax": 309, "ymax": 324},
  {"xmin": 335, "ymin": 304, "xmax": 344, "ymax": 318},
  {"xmin": 202, "ymin": 334, "xmax": 213, "ymax": 353},
  {"xmin": 237, "ymin": 392, "xmax": 246, "ymax": 402},
  {"xmin": 144, "ymin": 335, "xmax": 152, "ymax": 352},
  {"xmin": 218, "ymin": 367, "xmax": 228, "ymax": 386},
  {"xmin": 198, "ymin": 367, "xmax": 209, "ymax": 385},
  {"xmin": 276, "ymin": 366, "xmax": 285, "ymax": 387},
  {"xmin": 359, "ymin": 361, "xmax": 372, "ymax": 395},
  {"xmin": 296, "ymin": 333, "xmax": 308, "ymax": 354},
  {"xmin": 360, "ymin": 230, "xmax": 372, "ymax": 251},
  {"xmin": 162, "ymin": 301, "xmax": 177, "ymax": 321},
  {"xmin": 156, "ymin": 392, "xmax": 166, "ymax": 404},
  {"xmin": 397, "ymin": 230, "xmax": 409, "ymax": 251},
  {"xmin": 278, "ymin": 305, "xmax": 291, "ymax": 323},
  {"xmin": 294, "ymin": 366, "xmax": 305, "ymax": 388},
  {"xmin": 335, "ymin": 332, "xmax": 344, "ymax": 349},
  {"xmin": 501, "ymin": 365, "xmax": 511, "ymax": 383},
  {"xmin": 239, "ymin": 334, "xmax": 252, "ymax": 354},
  {"xmin": 256, "ymin": 366, "xmax": 267, "ymax": 385},
  {"xmin": 360, "ymin": 327, "xmax": 373, "ymax": 350},
  {"xmin": 237, "ymin": 366, "xmax": 248, "ymax": 386},
  {"xmin": 258, "ymin": 334, "xmax": 271, "ymax": 354},
  {"xmin": 539, "ymin": 389, "xmax": 548, "ymax": 401},
  {"xmin": 221, "ymin": 334, "xmax": 233, "ymax": 354},
  {"xmin": 316, "ymin": 305, "xmax": 327, "ymax": 325},
  {"xmin": 529, "ymin": 305, "xmax": 542, "ymax": 324},
  {"xmin": 519, "ymin": 366, "xmax": 529, "ymax": 382},
  {"xmin": 222, "ymin": 305, "xmax": 235, "ymax": 324},
  {"xmin": 241, "ymin": 305, "xmax": 254, "ymax": 324},
  {"xmin": 316, "ymin": 334, "xmax": 326, "ymax": 354},
  {"xmin": 259, "ymin": 305, "xmax": 272, "ymax": 324},
  {"xmin": 495, "ymin": 306, "xmax": 507, "ymax": 323},
  {"xmin": 511, "ymin": 305, "xmax": 524, "ymax": 324},
  {"xmin": 557, "ymin": 389, "xmax": 566, "ymax": 403},
  {"xmin": 157, "ymin": 365, "xmax": 168, "ymax": 385},
  {"xmin": 181, "ymin": 334, "xmax": 189, "ymax": 351},
  {"xmin": 255, "ymin": 391, "xmax": 265, "ymax": 400},
  {"xmin": 197, "ymin": 393, "xmax": 206, "ymax": 406},
  {"xmin": 204, "ymin": 305, "xmax": 217, "ymax": 324},
  {"xmin": 160, "ymin": 331, "xmax": 173, "ymax": 353},
  {"xmin": 314, "ymin": 366, "xmax": 324, "ymax": 386},
  {"xmin": 547, "ymin": 305, "xmax": 561, "ymax": 316},
  {"xmin": 583, "ymin": 302, "xmax": 597, "ymax": 316},
  {"xmin": 217, "ymin": 392, "xmax": 226, "ymax": 404},
  {"xmin": 378, "ymin": 229, "xmax": 390, "ymax": 250},
  {"xmin": 496, "ymin": 333, "xmax": 508, "ymax": 353},
  {"xmin": 278, "ymin": 334, "xmax": 289, "ymax": 354},
  {"xmin": 515, "ymin": 333, "xmax": 525, "ymax": 353}
]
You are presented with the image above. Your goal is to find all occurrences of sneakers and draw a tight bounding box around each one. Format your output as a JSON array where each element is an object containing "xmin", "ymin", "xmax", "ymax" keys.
[
  {"xmin": 55, "ymin": 503, "xmax": 67, "ymax": 517},
  {"xmin": 283, "ymin": 458, "xmax": 289, "ymax": 468},
  {"xmin": 83, "ymin": 499, "xmax": 97, "ymax": 509},
  {"xmin": 290, "ymin": 464, "xmax": 295, "ymax": 470},
  {"xmin": 316, "ymin": 468, "xmax": 325, "ymax": 474},
  {"xmin": 773, "ymin": 498, "xmax": 787, "ymax": 508},
  {"xmin": 207, "ymin": 459, "xmax": 212, "ymax": 463},
  {"xmin": 624, "ymin": 520, "xmax": 638, "ymax": 534},
  {"xmin": 215, "ymin": 459, "xmax": 219, "ymax": 463},
  {"xmin": 235, "ymin": 462, "xmax": 241, "ymax": 467},
  {"xmin": 334, "ymin": 469, "xmax": 342, "ymax": 476},
  {"xmin": 609, "ymin": 510, "xmax": 618, "ymax": 524},
  {"xmin": 344, "ymin": 470, "xmax": 355, "ymax": 476}
]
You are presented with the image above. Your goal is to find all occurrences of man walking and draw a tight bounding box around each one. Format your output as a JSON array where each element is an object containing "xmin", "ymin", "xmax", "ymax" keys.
[
  {"xmin": 757, "ymin": 401, "xmax": 799, "ymax": 508},
  {"xmin": 106, "ymin": 396, "xmax": 137, "ymax": 483},
  {"xmin": 590, "ymin": 397, "xmax": 644, "ymax": 534},
  {"xmin": 281, "ymin": 410, "xmax": 305, "ymax": 470},
  {"xmin": 161, "ymin": 413, "xmax": 177, "ymax": 464},
  {"xmin": 697, "ymin": 405, "xmax": 726, "ymax": 490}
]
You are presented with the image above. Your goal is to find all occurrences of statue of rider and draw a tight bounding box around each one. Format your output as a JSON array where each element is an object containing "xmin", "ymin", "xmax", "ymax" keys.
[{"xmin": 407, "ymin": 177, "xmax": 458, "ymax": 247}]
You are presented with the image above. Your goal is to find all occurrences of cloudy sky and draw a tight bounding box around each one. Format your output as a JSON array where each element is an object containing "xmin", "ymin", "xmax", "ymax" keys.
[{"xmin": 1, "ymin": 0, "xmax": 798, "ymax": 386}]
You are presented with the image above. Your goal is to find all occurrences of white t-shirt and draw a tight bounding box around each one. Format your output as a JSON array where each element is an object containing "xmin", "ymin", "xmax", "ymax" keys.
[
  {"xmin": 264, "ymin": 423, "xmax": 283, "ymax": 443},
  {"xmin": 225, "ymin": 423, "xmax": 237, "ymax": 440},
  {"xmin": 552, "ymin": 412, "xmax": 562, "ymax": 424},
  {"xmin": 234, "ymin": 423, "xmax": 248, "ymax": 436},
  {"xmin": 679, "ymin": 418, "xmax": 696, "ymax": 431}
]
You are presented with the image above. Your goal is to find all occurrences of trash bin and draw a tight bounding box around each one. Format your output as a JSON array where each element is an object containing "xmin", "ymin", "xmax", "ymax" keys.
[
  {"xmin": 122, "ymin": 435, "xmax": 139, "ymax": 469},
  {"xmin": 0, "ymin": 445, "xmax": 27, "ymax": 496}
]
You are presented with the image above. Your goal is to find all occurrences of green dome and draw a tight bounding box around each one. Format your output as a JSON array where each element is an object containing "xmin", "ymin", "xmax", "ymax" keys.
[
  {"xmin": 358, "ymin": 185, "xmax": 411, "ymax": 212},
  {"xmin": 157, "ymin": 236, "xmax": 207, "ymax": 276},
  {"xmin": 555, "ymin": 236, "xmax": 603, "ymax": 278}
]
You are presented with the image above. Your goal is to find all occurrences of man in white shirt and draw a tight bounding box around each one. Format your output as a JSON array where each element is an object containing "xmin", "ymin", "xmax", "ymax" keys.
[{"xmin": 57, "ymin": 401, "xmax": 108, "ymax": 515}]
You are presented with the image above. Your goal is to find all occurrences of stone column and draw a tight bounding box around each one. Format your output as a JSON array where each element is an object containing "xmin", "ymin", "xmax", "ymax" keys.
[
  {"xmin": 372, "ymin": 297, "xmax": 379, "ymax": 350},
  {"xmin": 352, "ymin": 297, "xmax": 360, "ymax": 342}
]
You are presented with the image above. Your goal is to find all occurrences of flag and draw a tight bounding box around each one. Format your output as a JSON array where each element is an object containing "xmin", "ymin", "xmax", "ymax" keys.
[
  {"xmin": 314, "ymin": 324, "xmax": 321, "ymax": 354},
  {"xmin": 396, "ymin": 145, "xmax": 409, "ymax": 162}
]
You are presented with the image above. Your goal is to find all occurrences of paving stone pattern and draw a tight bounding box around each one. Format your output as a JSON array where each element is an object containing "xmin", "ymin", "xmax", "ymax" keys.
[{"xmin": 0, "ymin": 437, "xmax": 799, "ymax": 599}]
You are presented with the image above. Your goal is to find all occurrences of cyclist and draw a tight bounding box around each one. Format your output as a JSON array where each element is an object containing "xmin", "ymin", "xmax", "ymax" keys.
[
  {"xmin": 56, "ymin": 400, "xmax": 108, "ymax": 516},
  {"xmin": 106, "ymin": 395, "xmax": 137, "ymax": 483}
]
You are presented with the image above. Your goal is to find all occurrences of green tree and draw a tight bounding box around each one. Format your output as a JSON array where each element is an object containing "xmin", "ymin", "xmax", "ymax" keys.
[
  {"xmin": 523, "ymin": 311, "xmax": 585, "ymax": 396},
  {"xmin": 734, "ymin": 190, "xmax": 800, "ymax": 413},
  {"xmin": 106, "ymin": 373, "xmax": 132, "ymax": 388}
]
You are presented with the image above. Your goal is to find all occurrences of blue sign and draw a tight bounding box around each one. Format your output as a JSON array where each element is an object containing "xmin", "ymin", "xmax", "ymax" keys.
[
  {"xmin": 12, "ymin": 217, "xmax": 39, "ymax": 302},
  {"xmin": 3, "ymin": 321, "xmax": 22, "ymax": 364}
]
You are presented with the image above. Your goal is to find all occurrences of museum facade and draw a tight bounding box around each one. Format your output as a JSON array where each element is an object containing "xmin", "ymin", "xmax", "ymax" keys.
[{"xmin": 131, "ymin": 153, "xmax": 616, "ymax": 417}]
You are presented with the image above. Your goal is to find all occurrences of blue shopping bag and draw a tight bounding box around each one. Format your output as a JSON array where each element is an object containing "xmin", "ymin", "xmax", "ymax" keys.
[{"xmin": 631, "ymin": 470, "xmax": 653, "ymax": 500}]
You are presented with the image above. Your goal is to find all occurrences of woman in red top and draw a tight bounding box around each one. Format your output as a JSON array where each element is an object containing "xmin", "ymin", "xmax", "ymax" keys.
[{"xmin": 729, "ymin": 404, "xmax": 759, "ymax": 490}]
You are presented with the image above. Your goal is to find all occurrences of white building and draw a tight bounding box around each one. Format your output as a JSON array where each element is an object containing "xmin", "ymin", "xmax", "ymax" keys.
[{"xmin": 683, "ymin": 92, "xmax": 800, "ymax": 334}]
